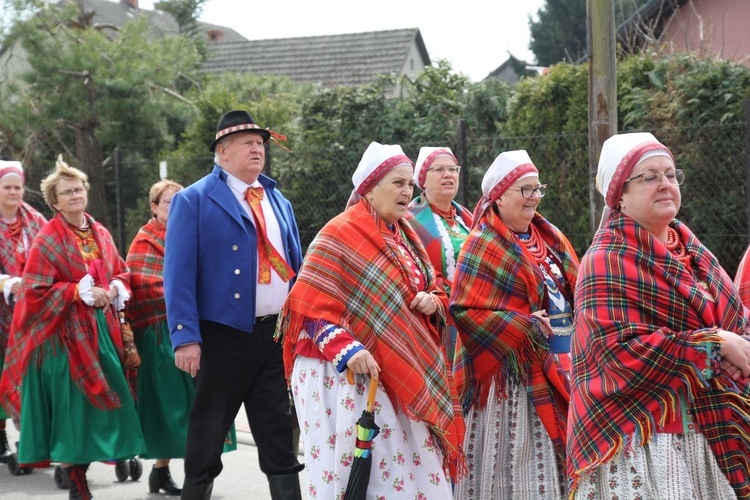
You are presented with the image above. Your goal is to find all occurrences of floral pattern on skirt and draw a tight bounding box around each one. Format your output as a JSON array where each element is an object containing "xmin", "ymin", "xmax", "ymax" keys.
[
  {"xmin": 455, "ymin": 378, "xmax": 566, "ymax": 500},
  {"xmin": 292, "ymin": 356, "xmax": 452, "ymax": 499},
  {"xmin": 574, "ymin": 431, "xmax": 737, "ymax": 500}
]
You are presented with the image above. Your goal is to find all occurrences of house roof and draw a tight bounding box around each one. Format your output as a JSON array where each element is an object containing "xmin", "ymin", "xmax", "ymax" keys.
[
  {"xmin": 616, "ymin": 0, "xmax": 689, "ymax": 43},
  {"xmin": 77, "ymin": 0, "xmax": 246, "ymax": 42},
  {"xmin": 201, "ymin": 28, "xmax": 430, "ymax": 87}
]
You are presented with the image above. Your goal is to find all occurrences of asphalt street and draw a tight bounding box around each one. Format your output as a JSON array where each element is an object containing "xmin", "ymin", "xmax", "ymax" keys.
[{"xmin": 0, "ymin": 405, "xmax": 307, "ymax": 499}]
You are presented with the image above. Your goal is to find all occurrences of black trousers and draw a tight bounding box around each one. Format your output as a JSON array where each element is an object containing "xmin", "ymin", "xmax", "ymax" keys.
[{"xmin": 183, "ymin": 317, "xmax": 302, "ymax": 486}]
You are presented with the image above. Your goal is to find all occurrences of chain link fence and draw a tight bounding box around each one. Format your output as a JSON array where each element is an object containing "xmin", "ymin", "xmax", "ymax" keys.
[{"xmin": 112, "ymin": 121, "xmax": 750, "ymax": 277}]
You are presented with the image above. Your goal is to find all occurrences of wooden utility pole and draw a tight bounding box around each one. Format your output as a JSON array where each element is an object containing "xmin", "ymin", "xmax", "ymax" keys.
[{"xmin": 587, "ymin": 0, "xmax": 617, "ymax": 234}]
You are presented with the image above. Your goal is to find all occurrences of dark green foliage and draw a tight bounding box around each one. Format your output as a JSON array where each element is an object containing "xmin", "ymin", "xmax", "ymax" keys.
[
  {"xmin": 0, "ymin": 0, "xmax": 203, "ymax": 235},
  {"xmin": 528, "ymin": 0, "xmax": 652, "ymax": 66},
  {"xmin": 275, "ymin": 61, "xmax": 475, "ymax": 249},
  {"xmin": 529, "ymin": 0, "xmax": 587, "ymax": 65},
  {"xmin": 495, "ymin": 54, "xmax": 750, "ymax": 273}
]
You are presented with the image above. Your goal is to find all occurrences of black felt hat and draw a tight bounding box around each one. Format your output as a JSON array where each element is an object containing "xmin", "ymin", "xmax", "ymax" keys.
[{"xmin": 209, "ymin": 110, "xmax": 271, "ymax": 152}]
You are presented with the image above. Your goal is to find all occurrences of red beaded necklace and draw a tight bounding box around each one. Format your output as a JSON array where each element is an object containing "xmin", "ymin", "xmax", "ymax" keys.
[
  {"xmin": 663, "ymin": 226, "xmax": 692, "ymax": 268},
  {"xmin": 429, "ymin": 203, "xmax": 457, "ymax": 227},
  {"xmin": 517, "ymin": 224, "xmax": 547, "ymax": 261}
]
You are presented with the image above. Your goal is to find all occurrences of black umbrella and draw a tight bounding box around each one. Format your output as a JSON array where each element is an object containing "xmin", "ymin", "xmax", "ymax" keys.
[{"xmin": 343, "ymin": 374, "xmax": 380, "ymax": 500}]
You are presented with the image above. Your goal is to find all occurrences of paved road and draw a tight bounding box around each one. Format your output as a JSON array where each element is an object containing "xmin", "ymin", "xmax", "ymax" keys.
[{"xmin": 0, "ymin": 406, "xmax": 307, "ymax": 499}]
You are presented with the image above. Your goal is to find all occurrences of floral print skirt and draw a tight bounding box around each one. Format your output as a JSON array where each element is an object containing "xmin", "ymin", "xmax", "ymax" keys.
[
  {"xmin": 454, "ymin": 378, "xmax": 566, "ymax": 500},
  {"xmin": 574, "ymin": 431, "xmax": 737, "ymax": 500},
  {"xmin": 292, "ymin": 356, "xmax": 452, "ymax": 500}
]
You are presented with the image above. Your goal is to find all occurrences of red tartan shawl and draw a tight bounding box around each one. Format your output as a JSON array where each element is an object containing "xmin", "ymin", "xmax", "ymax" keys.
[
  {"xmin": 126, "ymin": 218, "xmax": 166, "ymax": 330},
  {"xmin": 450, "ymin": 208, "xmax": 579, "ymax": 463},
  {"xmin": 735, "ymin": 244, "xmax": 750, "ymax": 307},
  {"xmin": 0, "ymin": 213, "xmax": 129, "ymax": 419},
  {"xmin": 278, "ymin": 199, "xmax": 465, "ymax": 478},
  {"xmin": 569, "ymin": 211, "xmax": 750, "ymax": 499},
  {"xmin": 0, "ymin": 202, "xmax": 47, "ymax": 347}
]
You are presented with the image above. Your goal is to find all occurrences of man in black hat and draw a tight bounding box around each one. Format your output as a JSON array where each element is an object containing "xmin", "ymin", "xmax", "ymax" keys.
[{"xmin": 164, "ymin": 110, "xmax": 303, "ymax": 499}]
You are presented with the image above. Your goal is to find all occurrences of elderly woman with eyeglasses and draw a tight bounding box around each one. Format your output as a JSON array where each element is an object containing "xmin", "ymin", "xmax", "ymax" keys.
[
  {"xmin": 451, "ymin": 150, "xmax": 578, "ymax": 499},
  {"xmin": 279, "ymin": 142, "xmax": 465, "ymax": 499},
  {"xmin": 0, "ymin": 155, "xmax": 144, "ymax": 500},
  {"xmin": 568, "ymin": 132, "xmax": 750, "ymax": 499},
  {"xmin": 406, "ymin": 147, "xmax": 473, "ymax": 398}
]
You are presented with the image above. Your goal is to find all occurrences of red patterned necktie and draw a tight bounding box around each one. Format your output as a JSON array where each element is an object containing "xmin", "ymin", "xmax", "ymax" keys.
[{"xmin": 245, "ymin": 187, "xmax": 295, "ymax": 284}]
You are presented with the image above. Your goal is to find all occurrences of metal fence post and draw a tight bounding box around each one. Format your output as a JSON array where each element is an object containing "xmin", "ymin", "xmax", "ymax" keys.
[
  {"xmin": 114, "ymin": 146, "xmax": 126, "ymax": 256},
  {"xmin": 264, "ymin": 141, "xmax": 272, "ymax": 177},
  {"xmin": 456, "ymin": 118, "xmax": 467, "ymax": 207}
]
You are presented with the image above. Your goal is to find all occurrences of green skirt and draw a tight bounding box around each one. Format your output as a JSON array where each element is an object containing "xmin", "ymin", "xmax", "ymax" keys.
[
  {"xmin": 18, "ymin": 310, "xmax": 146, "ymax": 464},
  {"xmin": 135, "ymin": 320, "xmax": 236, "ymax": 459}
]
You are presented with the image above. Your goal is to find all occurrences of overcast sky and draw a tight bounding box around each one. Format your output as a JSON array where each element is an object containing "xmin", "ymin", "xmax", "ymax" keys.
[{"xmin": 139, "ymin": 0, "xmax": 546, "ymax": 82}]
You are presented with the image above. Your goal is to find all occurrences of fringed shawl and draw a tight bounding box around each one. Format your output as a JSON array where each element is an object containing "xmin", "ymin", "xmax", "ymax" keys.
[
  {"xmin": 0, "ymin": 202, "xmax": 47, "ymax": 346},
  {"xmin": 568, "ymin": 211, "xmax": 750, "ymax": 499},
  {"xmin": 278, "ymin": 199, "xmax": 465, "ymax": 479},
  {"xmin": 450, "ymin": 208, "xmax": 579, "ymax": 464},
  {"xmin": 126, "ymin": 218, "xmax": 166, "ymax": 330},
  {"xmin": 0, "ymin": 213, "xmax": 129, "ymax": 419}
]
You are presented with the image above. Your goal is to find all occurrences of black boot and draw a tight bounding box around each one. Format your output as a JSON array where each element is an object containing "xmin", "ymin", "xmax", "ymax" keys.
[
  {"xmin": 180, "ymin": 479, "xmax": 213, "ymax": 500},
  {"xmin": 0, "ymin": 430, "xmax": 11, "ymax": 463},
  {"xmin": 65, "ymin": 465, "xmax": 93, "ymax": 500},
  {"xmin": 267, "ymin": 473, "xmax": 302, "ymax": 500},
  {"xmin": 149, "ymin": 465, "xmax": 182, "ymax": 496}
]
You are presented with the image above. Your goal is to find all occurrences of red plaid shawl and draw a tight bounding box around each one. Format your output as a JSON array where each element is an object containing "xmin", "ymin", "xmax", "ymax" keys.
[
  {"xmin": 278, "ymin": 199, "xmax": 465, "ymax": 478},
  {"xmin": 126, "ymin": 218, "xmax": 166, "ymax": 330},
  {"xmin": 569, "ymin": 211, "xmax": 750, "ymax": 499},
  {"xmin": 0, "ymin": 202, "xmax": 46, "ymax": 347},
  {"xmin": 0, "ymin": 213, "xmax": 129, "ymax": 419},
  {"xmin": 735, "ymin": 244, "xmax": 750, "ymax": 306},
  {"xmin": 450, "ymin": 208, "xmax": 579, "ymax": 463}
]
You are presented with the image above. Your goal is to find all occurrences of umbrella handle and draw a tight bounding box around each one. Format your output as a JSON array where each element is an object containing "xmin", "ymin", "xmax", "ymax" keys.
[
  {"xmin": 366, "ymin": 376, "xmax": 378, "ymax": 413},
  {"xmin": 346, "ymin": 371, "xmax": 379, "ymax": 413}
]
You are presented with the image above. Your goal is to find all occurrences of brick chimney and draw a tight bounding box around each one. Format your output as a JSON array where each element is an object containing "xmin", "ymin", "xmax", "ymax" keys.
[
  {"xmin": 206, "ymin": 30, "xmax": 225, "ymax": 42},
  {"xmin": 122, "ymin": 0, "xmax": 138, "ymax": 9}
]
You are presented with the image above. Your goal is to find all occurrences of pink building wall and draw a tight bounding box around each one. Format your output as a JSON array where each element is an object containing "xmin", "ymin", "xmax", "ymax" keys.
[{"xmin": 658, "ymin": 0, "xmax": 750, "ymax": 67}]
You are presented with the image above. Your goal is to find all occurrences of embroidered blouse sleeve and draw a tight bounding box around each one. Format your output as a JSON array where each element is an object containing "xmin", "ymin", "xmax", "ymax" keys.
[{"xmin": 303, "ymin": 319, "xmax": 365, "ymax": 373}]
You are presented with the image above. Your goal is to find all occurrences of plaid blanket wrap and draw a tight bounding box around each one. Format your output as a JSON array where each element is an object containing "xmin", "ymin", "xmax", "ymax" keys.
[
  {"xmin": 0, "ymin": 213, "xmax": 130, "ymax": 419},
  {"xmin": 735, "ymin": 244, "xmax": 750, "ymax": 307},
  {"xmin": 450, "ymin": 208, "xmax": 579, "ymax": 464},
  {"xmin": 569, "ymin": 211, "xmax": 750, "ymax": 499},
  {"xmin": 126, "ymin": 218, "xmax": 166, "ymax": 330},
  {"xmin": 406, "ymin": 196, "xmax": 473, "ymax": 401},
  {"xmin": 278, "ymin": 199, "xmax": 466, "ymax": 479},
  {"xmin": 0, "ymin": 202, "xmax": 47, "ymax": 348}
]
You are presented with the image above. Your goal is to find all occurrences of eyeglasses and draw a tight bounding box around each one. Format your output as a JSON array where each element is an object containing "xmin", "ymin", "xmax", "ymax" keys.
[
  {"xmin": 56, "ymin": 187, "xmax": 87, "ymax": 198},
  {"xmin": 427, "ymin": 166, "xmax": 461, "ymax": 175},
  {"xmin": 624, "ymin": 169, "xmax": 685, "ymax": 186},
  {"xmin": 507, "ymin": 184, "xmax": 547, "ymax": 199}
]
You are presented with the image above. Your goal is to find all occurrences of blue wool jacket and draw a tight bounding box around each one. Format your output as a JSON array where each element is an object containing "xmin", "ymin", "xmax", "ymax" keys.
[{"xmin": 164, "ymin": 166, "xmax": 302, "ymax": 349}]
